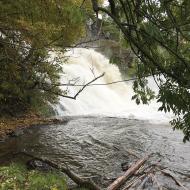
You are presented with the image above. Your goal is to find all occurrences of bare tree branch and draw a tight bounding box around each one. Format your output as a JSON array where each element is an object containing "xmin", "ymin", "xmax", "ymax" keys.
[
  {"xmin": 72, "ymin": 72, "xmax": 105, "ymax": 99},
  {"xmin": 40, "ymin": 73, "xmax": 105, "ymax": 100},
  {"xmin": 44, "ymin": 74, "xmax": 156, "ymax": 88}
]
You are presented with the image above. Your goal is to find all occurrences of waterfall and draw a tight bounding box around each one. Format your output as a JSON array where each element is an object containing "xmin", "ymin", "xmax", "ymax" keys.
[{"xmin": 54, "ymin": 48, "xmax": 171, "ymax": 123}]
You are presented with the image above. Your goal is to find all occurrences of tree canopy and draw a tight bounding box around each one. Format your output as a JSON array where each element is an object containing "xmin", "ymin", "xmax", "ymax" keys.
[
  {"xmin": 0, "ymin": 0, "xmax": 86, "ymax": 116},
  {"xmin": 91, "ymin": 0, "xmax": 190, "ymax": 141}
]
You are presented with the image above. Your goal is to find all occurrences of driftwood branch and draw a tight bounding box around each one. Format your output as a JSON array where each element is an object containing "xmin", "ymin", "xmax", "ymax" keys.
[
  {"xmin": 150, "ymin": 173, "xmax": 163, "ymax": 190},
  {"xmin": 123, "ymin": 174, "xmax": 146, "ymax": 190},
  {"xmin": 161, "ymin": 170, "xmax": 188, "ymax": 190},
  {"xmin": 107, "ymin": 155, "xmax": 149, "ymax": 190}
]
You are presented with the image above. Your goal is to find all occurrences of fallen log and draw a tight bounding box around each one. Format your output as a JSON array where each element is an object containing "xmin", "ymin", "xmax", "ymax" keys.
[
  {"xmin": 107, "ymin": 155, "xmax": 149, "ymax": 190},
  {"xmin": 13, "ymin": 152, "xmax": 101, "ymax": 190}
]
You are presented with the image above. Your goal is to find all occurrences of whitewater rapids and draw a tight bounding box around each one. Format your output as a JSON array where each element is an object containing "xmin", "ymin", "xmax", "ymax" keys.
[{"xmin": 55, "ymin": 48, "xmax": 171, "ymax": 123}]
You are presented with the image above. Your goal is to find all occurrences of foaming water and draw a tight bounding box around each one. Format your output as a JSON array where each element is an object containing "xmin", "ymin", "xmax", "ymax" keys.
[{"xmin": 55, "ymin": 48, "xmax": 171, "ymax": 123}]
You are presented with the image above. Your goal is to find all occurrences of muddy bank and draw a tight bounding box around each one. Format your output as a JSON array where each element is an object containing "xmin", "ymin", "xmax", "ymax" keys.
[{"xmin": 0, "ymin": 114, "xmax": 68, "ymax": 141}]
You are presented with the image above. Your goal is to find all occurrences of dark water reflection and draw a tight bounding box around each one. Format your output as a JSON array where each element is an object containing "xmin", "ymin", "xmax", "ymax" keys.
[{"xmin": 0, "ymin": 116, "xmax": 190, "ymax": 189}]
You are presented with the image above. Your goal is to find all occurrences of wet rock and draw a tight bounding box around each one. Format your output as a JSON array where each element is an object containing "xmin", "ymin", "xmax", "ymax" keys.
[
  {"xmin": 0, "ymin": 137, "xmax": 6, "ymax": 142},
  {"xmin": 26, "ymin": 159, "xmax": 53, "ymax": 171},
  {"xmin": 9, "ymin": 128, "xmax": 24, "ymax": 137},
  {"xmin": 121, "ymin": 161, "xmax": 133, "ymax": 171}
]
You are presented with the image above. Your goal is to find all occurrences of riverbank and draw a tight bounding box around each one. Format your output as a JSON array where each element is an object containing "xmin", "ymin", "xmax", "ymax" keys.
[
  {"xmin": 0, "ymin": 114, "xmax": 67, "ymax": 141},
  {"xmin": 0, "ymin": 163, "xmax": 88, "ymax": 190}
]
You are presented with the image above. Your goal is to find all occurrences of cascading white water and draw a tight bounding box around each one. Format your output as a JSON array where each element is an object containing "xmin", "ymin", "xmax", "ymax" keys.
[{"xmin": 55, "ymin": 48, "xmax": 171, "ymax": 123}]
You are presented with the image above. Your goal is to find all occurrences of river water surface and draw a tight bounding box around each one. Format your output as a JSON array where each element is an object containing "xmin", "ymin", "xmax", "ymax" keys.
[{"xmin": 1, "ymin": 116, "xmax": 190, "ymax": 189}]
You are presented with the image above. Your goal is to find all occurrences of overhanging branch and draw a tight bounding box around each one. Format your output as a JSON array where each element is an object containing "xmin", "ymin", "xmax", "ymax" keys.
[{"xmin": 40, "ymin": 72, "xmax": 105, "ymax": 100}]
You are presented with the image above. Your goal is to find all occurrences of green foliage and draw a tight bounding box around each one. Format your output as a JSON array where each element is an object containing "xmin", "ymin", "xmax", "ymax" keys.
[
  {"xmin": 132, "ymin": 78, "xmax": 155, "ymax": 105},
  {"xmin": 0, "ymin": 163, "xmax": 67, "ymax": 190},
  {"xmin": 93, "ymin": 0, "xmax": 190, "ymax": 141},
  {"xmin": 110, "ymin": 56, "xmax": 121, "ymax": 65},
  {"xmin": 0, "ymin": 0, "xmax": 85, "ymax": 47},
  {"xmin": 0, "ymin": 39, "xmax": 61, "ymax": 116},
  {"xmin": 0, "ymin": 0, "xmax": 86, "ymax": 116}
]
